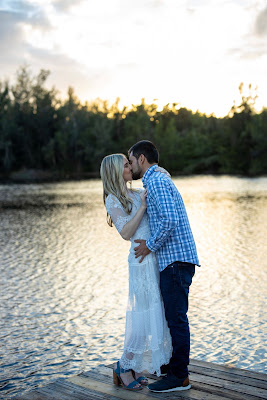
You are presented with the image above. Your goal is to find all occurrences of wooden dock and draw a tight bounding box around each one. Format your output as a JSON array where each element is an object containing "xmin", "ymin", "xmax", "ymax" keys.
[{"xmin": 14, "ymin": 359, "xmax": 267, "ymax": 400}]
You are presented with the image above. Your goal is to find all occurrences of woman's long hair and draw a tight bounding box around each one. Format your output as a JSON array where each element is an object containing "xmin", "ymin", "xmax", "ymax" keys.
[{"xmin": 100, "ymin": 154, "xmax": 133, "ymax": 227}]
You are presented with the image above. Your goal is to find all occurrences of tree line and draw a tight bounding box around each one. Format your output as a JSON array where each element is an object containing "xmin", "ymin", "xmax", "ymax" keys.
[{"xmin": 0, "ymin": 66, "xmax": 266, "ymax": 180}]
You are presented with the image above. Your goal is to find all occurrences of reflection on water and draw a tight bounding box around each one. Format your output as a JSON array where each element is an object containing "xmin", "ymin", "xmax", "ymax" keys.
[{"xmin": 0, "ymin": 176, "xmax": 266, "ymax": 398}]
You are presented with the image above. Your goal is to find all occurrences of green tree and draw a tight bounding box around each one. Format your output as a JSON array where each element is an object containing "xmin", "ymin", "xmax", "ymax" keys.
[
  {"xmin": 1, "ymin": 68, "xmax": 266, "ymax": 178},
  {"xmin": 0, "ymin": 81, "xmax": 15, "ymax": 171}
]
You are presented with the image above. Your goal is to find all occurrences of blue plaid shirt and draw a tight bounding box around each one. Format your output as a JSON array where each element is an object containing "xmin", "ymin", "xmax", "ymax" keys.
[{"xmin": 142, "ymin": 165, "xmax": 199, "ymax": 272}]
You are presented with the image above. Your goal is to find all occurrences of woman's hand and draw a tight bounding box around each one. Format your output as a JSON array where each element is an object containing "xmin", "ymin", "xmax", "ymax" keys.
[
  {"xmin": 140, "ymin": 189, "xmax": 148, "ymax": 209},
  {"xmin": 119, "ymin": 189, "xmax": 148, "ymax": 240}
]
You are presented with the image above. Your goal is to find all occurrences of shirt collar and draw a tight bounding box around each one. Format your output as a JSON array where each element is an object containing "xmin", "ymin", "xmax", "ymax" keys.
[{"xmin": 142, "ymin": 164, "xmax": 158, "ymax": 187}]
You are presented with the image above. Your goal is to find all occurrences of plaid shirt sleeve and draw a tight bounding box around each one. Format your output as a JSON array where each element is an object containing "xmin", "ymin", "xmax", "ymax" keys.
[{"xmin": 146, "ymin": 177, "xmax": 179, "ymax": 252}]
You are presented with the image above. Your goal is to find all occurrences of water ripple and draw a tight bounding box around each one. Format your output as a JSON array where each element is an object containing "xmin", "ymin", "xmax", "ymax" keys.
[{"xmin": 0, "ymin": 177, "xmax": 266, "ymax": 398}]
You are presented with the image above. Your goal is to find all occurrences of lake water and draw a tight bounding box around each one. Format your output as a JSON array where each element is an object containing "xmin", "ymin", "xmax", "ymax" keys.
[{"xmin": 0, "ymin": 176, "xmax": 266, "ymax": 398}]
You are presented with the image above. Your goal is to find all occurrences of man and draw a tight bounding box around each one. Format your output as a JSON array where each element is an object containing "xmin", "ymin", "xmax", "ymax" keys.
[{"xmin": 128, "ymin": 140, "xmax": 199, "ymax": 393}]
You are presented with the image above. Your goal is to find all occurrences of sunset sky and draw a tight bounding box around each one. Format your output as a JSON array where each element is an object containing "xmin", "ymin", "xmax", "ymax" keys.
[{"xmin": 1, "ymin": 0, "xmax": 267, "ymax": 116}]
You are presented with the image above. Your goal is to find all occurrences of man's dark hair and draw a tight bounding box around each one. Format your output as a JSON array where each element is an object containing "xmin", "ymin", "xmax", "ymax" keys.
[{"xmin": 128, "ymin": 140, "xmax": 159, "ymax": 164}]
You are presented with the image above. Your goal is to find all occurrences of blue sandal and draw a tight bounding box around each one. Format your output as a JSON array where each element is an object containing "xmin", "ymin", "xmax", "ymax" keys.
[
  {"xmin": 113, "ymin": 361, "xmax": 142, "ymax": 391},
  {"xmin": 132, "ymin": 371, "xmax": 148, "ymax": 386}
]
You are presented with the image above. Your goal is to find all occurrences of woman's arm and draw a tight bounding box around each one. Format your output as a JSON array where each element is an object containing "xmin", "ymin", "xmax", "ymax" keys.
[
  {"xmin": 120, "ymin": 194, "xmax": 147, "ymax": 240},
  {"xmin": 105, "ymin": 190, "xmax": 147, "ymax": 240}
]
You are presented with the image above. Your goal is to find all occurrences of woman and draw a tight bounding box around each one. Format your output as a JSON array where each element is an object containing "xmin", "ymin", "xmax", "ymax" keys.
[{"xmin": 100, "ymin": 154, "xmax": 172, "ymax": 391}]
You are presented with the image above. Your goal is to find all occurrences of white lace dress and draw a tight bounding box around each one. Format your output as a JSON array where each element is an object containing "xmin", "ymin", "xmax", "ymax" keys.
[{"xmin": 105, "ymin": 190, "xmax": 172, "ymax": 376}]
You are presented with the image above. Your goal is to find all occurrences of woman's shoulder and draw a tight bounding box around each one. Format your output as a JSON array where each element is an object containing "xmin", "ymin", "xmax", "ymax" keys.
[
  {"xmin": 105, "ymin": 193, "xmax": 121, "ymax": 208},
  {"xmin": 105, "ymin": 193, "xmax": 119, "ymax": 205},
  {"xmin": 106, "ymin": 193, "xmax": 114, "ymax": 201}
]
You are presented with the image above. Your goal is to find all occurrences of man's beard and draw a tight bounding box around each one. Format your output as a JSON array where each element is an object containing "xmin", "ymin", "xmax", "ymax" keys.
[{"xmin": 131, "ymin": 165, "xmax": 142, "ymax": 180}]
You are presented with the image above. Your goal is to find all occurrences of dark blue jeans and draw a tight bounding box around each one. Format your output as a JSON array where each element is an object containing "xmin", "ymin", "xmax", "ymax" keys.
[{"xmin": 160, "ymin": 261, "xmax": 195, "ymax": 379}]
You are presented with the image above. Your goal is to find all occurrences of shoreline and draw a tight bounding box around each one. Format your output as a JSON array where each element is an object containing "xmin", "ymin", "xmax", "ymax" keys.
[
  {"xmin": 0, "ymin": 169, "xmax": 100, "ymax": 184},
  {"xmin": 1, "ymin": 169, "xmax": 266, "ymax": 184}
]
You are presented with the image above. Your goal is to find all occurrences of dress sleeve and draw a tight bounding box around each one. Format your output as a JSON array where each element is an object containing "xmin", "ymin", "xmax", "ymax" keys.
[{"xmin": 105, "ymin": 194, "xmax": 132, "ymax": 233}]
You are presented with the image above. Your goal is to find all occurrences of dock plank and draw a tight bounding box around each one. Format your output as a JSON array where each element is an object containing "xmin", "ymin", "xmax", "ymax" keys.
[
  {"xmin": 13, "ymin": 359, "xmax": 266, "ymax": 400},
  {"xmin": 69, "ymin": 373, "xmax": 237, "ymax": 400},
  {"xmin": 190, "ymin": 372, "xmax": 267, "ymax": 399},
  {"xmin": 188, "ymin": 365, "xmax": 267, "ymax": 390},
  {"xmin": 189, "ymin": 360, "xmax": 267, "ymax": 382},
  {"xmin": 83, "ymin": 369, "xmax": 262, "ymax": 400},
  {"xmin": 13, "ymin": 379, "xmax": 121, "ymax": 400},
  {"xmin": 106, "ymin": 363, "xmax": 266, "ymax": 400},
  {"xmin": 68, "ymin": 375, "xmax": 153, "ymax": 400}
]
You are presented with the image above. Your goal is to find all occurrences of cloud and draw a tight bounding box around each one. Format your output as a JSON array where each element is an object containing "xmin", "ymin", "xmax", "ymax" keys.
[
  {"xmin": 0, "ymin": 0, "xmax": 267, "ymax": 114},
  {"xmin": 51, "ymin": 0, "xmax": 85, "ymax": 12},
  {"xmin": 0, "ymin": 0, "xmax": 116, "ymax": 100},
  {"xmin": 0, "ymin": 3, "xmax": 52, "ymax": 71},
  {"xmin": 226, "ymin": 4, "xmax": 267, "ymax": 60},
  {"xmin": 0, "ymin": 3, "xmax": 88, "ymax": 96},
  {"xmin": 27, "ymin": 48, "xmax": 99, "ymax": 97},
  {"xmin": 144, "ymin": 0, "xmax": 164, "ymax": 8},
  {"xmin": 1, "ymin": 0, "xmax": 51, "ymax": 28},
  {"xmin": 228, "ymin": 45, "xmax": 267, "ymax": 60},
  {"xmin": 0, "ymin": 10, "xmax": 28, "ymax": 65},
  {"xmin": 255, "ymin": 6, "xmax": 267, "ymax": 36},
  {"xmin": 0, "ymin": 9, "xmax": 24, "ymax": 39},
  {"xmin": 0, "ymin": 0, "xmax": 33, "ymax": 13}
]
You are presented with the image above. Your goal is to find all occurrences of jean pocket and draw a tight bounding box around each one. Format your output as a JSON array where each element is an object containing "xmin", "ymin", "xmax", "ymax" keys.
[{"xmin": 177, "ymin": 265, "xmax": 195, "ymax": 288}]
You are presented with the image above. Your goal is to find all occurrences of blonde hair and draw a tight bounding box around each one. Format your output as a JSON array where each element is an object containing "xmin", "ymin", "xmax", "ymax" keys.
[{"xmin": 100, "ymin": 154, "xmax": 133, "ymax": 227}]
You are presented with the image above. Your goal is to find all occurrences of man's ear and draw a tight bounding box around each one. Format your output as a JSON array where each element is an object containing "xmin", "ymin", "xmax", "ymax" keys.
[{"xmin": 139, "ymin": 154, "xmax": 146, "ymax": 165}]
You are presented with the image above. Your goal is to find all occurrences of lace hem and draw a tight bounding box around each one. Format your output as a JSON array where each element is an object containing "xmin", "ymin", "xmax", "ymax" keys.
[
  {"xmin": 119, "ymin": 343, "xmax": 172, "ymax": 376},
  {"xmin": 123, "ymin": 340, "xmax": 171, "ymax": 354}
]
